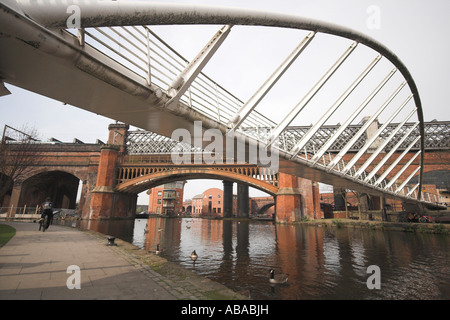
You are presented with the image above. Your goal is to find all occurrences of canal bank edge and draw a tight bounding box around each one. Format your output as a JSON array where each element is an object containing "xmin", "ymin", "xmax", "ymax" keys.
[
  {"xmin": 299, "ymin": 218, "xmax": 450, "ymax": 234},
  {"xmin": 79, "ymin": 227, "xmax": 248, "ymax": 300}
]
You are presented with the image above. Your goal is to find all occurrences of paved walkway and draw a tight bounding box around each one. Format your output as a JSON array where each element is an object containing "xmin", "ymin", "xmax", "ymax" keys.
[{"xmin": 0, "ymin": 221, "xmax": 245, "ymax": 300}]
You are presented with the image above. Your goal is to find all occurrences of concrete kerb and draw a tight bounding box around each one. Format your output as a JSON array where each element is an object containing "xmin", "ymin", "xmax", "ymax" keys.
[{"xmin": 0, "ymin": 221, "xmax": 247, "ymax": 300}]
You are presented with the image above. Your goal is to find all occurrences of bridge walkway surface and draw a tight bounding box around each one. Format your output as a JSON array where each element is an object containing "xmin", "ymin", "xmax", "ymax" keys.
[{"xmin": 0, "ymin": 222, "xmax": 245, "ymax": 300}]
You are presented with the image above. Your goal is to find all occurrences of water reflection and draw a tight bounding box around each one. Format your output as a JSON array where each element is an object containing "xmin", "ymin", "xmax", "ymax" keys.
[
  {"xmin": 78, "ymin": 219, "xmax": 136, "ymax": 243},
  {"xmin": 74, "ymin": 217, "xmax": 450, "ymax": 300}
]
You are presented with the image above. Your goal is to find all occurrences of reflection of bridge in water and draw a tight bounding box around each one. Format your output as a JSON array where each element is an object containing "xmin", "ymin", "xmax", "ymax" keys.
[
  {"xmin": 1, "ymin": 1, "xmax": 449, "ymax": 222},
  {"xmin": 133, "ymin": 217, "xmax": 450, "ymax": 299}
]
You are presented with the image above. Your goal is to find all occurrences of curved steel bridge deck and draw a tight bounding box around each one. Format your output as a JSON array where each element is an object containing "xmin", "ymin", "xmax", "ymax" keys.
[{"xmin": 0, "ymin": 1, "xmax": 444, "ymax": 208}]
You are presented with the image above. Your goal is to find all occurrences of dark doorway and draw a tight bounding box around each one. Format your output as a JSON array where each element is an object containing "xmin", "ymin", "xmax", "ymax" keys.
[{"xmin": 20, "ymin": 171, "xmax": 79, "ymax": 208}]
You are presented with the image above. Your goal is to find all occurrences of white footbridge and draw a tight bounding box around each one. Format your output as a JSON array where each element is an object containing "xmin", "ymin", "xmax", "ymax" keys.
[{"xmin": 0, "ymin": 1, "xmax": 443, "ymax": 208}]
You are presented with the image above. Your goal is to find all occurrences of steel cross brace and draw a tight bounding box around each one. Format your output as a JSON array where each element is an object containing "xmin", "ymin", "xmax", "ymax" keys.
[
  {"xmin": 374, "ymin": 138, "xmax": 420, "ymax": 187},
  {"xmin": 395, "ymin": 166, "xmax": 421, "ymax": 194},
  {"xmin": 266, "ymin": 41, "xmax": 358, "ymax": 148},
  {"xmin": 341, "ymin": 93, "xmax": 413, "ymax": 175},
  {"xmin": 358, "ymin": 110, "xmax": 417, "ymax": 181},
  {"xmin": 228, "ymin": 31, "xmax": 315, "ymax": 131},
  {"xmin": 407, "ymin": 183, "xmax": 420, "ymax": 197},
  {"xmin": 384, "ymin": 150, "xmax": 421, "ymax": 191},
  {"xmin": 326, "ymin": 81, "xmax": 406, "ymax": 171},
  {"xmin": 165, "ymin": 25, "xmax": 232, "ymax": 107},
  {"xmin": 310, "ymin": 68, "xmax": 398, "ymax": 165},
  {"xmin": 289, "ymin": 54, "xmax": 382, "ymax": 158},
  {"xmin": 363, "ymin": 122, "xmax": 418, "ymax": 183}
]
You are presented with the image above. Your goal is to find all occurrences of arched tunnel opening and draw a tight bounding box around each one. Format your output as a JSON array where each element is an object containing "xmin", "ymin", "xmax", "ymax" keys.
[{"xmin": 20, "ymin": 171, "xmax": 80, "ymax": 209}]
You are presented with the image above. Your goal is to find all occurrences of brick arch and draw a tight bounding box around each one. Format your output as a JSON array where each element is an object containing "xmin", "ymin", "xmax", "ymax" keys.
[
  {"xmin": 257, "ymin": 202, "xmax": 275, "ymax": 215},
  {"xmin": 20, "ymin": 170, "xmax": 80, "ymax": 209},
  {"xmin": 115, "ymin": 167, "xmax": 279, "ymax": 196},
  {"xmin": 21, "ymin": 167, "xmax": 87, "ymax": 184}
]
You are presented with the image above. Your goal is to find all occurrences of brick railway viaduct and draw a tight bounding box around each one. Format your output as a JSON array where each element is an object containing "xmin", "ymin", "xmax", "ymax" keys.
[{"xmin": 1, "ymin": 122, "xmax": 449, "ymax": 223}]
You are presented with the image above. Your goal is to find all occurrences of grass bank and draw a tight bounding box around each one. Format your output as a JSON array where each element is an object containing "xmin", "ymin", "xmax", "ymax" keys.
[{"xmin": 0, "ymin": 224, "xmax": 16, "ymax": 248}]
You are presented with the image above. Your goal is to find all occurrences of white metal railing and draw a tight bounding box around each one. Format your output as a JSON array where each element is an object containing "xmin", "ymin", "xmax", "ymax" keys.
[{"xmin": 82, "ymin": 26, "xmax": 276, "ymax": 130}]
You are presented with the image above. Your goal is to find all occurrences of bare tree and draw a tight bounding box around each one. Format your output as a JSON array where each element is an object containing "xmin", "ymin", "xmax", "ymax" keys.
[{"xmin": 0, "ymin": 125, "xmax": 42, "ymax": 204}]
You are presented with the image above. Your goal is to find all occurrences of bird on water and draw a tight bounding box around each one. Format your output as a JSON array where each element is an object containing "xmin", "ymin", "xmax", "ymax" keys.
[
  {"xmin": 190, "ymin": 250, "xmax": 198, "ymax": 262},
  {"xmin": 269, "ymin": 269, "xmax": 289, "ymax": 284}
]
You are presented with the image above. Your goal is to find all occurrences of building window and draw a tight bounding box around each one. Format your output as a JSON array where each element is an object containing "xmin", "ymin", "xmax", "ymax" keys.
[
  {"xmin": 157, "ymin": 199, "xmax": 161, "ymax": 204},
  {"xmin": 158, "ymin": 191, "xmax": 162, "ymax": 196}
]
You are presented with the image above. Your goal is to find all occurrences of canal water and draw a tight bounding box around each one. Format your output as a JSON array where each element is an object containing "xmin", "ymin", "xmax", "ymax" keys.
[{"xmin": 76, "ymin": 218, "xmax": 449, "ymax": 300}]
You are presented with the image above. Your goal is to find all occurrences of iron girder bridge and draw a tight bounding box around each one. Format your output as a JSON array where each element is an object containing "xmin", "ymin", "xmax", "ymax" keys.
[
  {"xmin": 126, "ymin": 121, "xmax": 450, "ymax": 155},
  {"xmin": 0, "ymin": 1, "xmax": 443, "ymax": 207}
]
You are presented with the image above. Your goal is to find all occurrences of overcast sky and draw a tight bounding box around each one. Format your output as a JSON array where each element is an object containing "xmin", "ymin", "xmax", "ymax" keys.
[{"xmin": 1, "ymin": 0, "xmax": 449, "ymax": 203}]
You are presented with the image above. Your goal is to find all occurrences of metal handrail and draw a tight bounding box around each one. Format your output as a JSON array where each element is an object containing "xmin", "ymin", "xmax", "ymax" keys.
[{"xmin": 81, "ymin": 25, "xmax": 276, "ymax": 129}]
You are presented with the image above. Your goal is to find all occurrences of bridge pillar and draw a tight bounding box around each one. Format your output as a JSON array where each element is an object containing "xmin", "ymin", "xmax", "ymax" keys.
[
  {"xmin": 275, "ymin": 173, "xmax": 302, "ymax": 223},
  {"xmin": 89, "ymin": 144, "xmax": 120, "ymax": 219},
  {"xmin": 297, "ymin": 179, "xmax": 321, "ymax": 219},
  {"xmin": 88, "ymin": 144, "xmax": 136, "ymax": 219},
  {"xmin": 222, "ymin": 180, "xmax": 233, "ymax": 218},
  {"xmin": 237, "ymin": 184, "xmax": 249, "ymax": 218}
]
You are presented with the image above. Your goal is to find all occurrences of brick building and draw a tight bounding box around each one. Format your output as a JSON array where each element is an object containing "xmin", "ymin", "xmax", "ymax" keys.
[
  {"xmin": 191, "ymin": 194, "xmax": 203, "ymax": 216},
  {"xmin": 190, "ymin": 188, "xmax": 239, "ymax": 217},
  {"xmin": 182, "ymin": 199, "xmax": 192, "ymax": 214},
  {"xmin": 148, "ymin": 181, "xmax": 185, "ymax": 216}
]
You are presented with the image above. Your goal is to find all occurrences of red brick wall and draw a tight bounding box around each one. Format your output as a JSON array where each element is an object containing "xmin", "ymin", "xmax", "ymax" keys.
[
  {"xmin": 250, "ymin": 196, "xmax": 275, "ymax": 215},
  {"xmin": 201, "ymin": 188, "xmax": 223, "ymax": 216}
]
